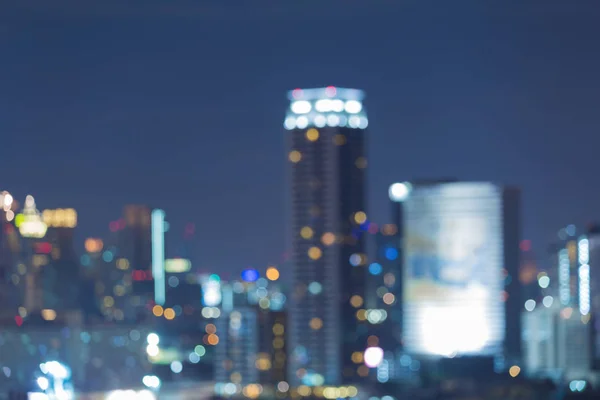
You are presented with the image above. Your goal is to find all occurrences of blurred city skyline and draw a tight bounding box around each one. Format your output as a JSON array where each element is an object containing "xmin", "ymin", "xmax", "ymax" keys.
[{"xmin": 2, "ymin": 0, "xmax": 600, "ymax": 273}]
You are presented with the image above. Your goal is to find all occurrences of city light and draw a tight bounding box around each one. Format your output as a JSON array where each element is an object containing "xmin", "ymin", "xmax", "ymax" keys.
[
  {"xmin": 266, "ymin": 266, "xmax": 280, "ymax": 281},
  {"xmin": 142, "ymin": 375, "xmax": 161, "ymax": 389},
  {"xmin": 41, "ymin": 309, "xmax": 57, "ymax": 321},
  {"xmin": 36, "ymin": 376, "xmax": 50, "ymax": 391},
  {"xmin": 147, "ymin": 333, "xmax": 160, "ymax": 346},
  {"xmin": 364, "ymin": 347, "xmax": 384, "ymax": 368},
  {"xmin": 388, "ymin": 182, "xmax": 412, "ymax": 202},
  {"xmin": 165, "ymin": 258, "xmax": 191, "ymax": 273},
  {"xmin": 18, "ymin": 195, "xmax": 47, "ymax": 238},
  {"xmin": 241, "ymin": 268, "xmax": 259, "ymax": 282},
  {"xmin": 151, "ymin": 209, "xmax": 166, "ymax": 306},
  {"xmin": 84, "ymin": 238, "xmax": 104, "ymax": 253},
  {"xmin": 578, "ymin": 237, "xmax": 590, "ymax": 316},
  {"xmin": 538, "ymin": 275, "xmax": 550, "ymax": 289},
  {"xmin": 559, "ymin": 248, "xmax": 570, "ymax": 305},
  {"xmin": 42, "ymin": 208, "xmax": 77, "ymax": 228},
  {"xmin": 524, "ymin": 299, "xmax": 536, "ymax": 312},
  {"xmin": 509, "ymin": 365, "xmax": 521, "ymax": 378}
]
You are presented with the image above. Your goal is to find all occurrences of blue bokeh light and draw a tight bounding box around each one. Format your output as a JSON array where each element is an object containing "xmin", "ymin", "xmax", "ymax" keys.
[
  {"xmin": 103, "ymin": 251, "xmax": 114, "ymax": 263},
  {"xmin": 241, "ymin": 268, "xmax": 259, "ymax": 282},
  {"xmin": 349, "ymin": 254, "xmax": 362, "ymax": 267},
  {"xmin": 369, "ymin": 263, "xmax": 383, "ymax": 275},
  {"xmin": 385, "ymin": 247, "xmax": 398, "ymax": 261}
]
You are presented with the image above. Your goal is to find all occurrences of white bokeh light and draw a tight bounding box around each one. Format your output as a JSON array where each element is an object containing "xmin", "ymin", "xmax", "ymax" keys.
[
  {"xmin": 331, "ymin": 99, "xmax": 344, "ymax": 112},
  {"xmin": 296, "ymin": 116, "xmax": 309, "ymax": 129},
  {"xmin": 326, "ymin": 114, "xmax": 340, "ymax": 127},
  {"xmin": 344, "ymin": 100, "xmax": 362, "ymax": 114},
  {"xmin": 314, "ymin": 114, "xmax": 326, "ymax": 128},
  {"xmin": 364, "ymin": 347, "xmax": 384, "ymax": 368},
  {"xmin": 524, "ymin": 299, "xmax": 536, "ymax": 312},
  {"xmin": 284, "ymin": 117, "xmax": 296, "ymax": 130},
  {"xmin": 170, "ymin": 361, "xmax": 183, "ymax": 374},
  {"xmin": 147, "ymin": 333, "xmax": 160, "ymax": 346},
  {"xmin": 315, "ymin": 99, "xmax": 332, "ymax": 112},
  {"xmin": 291, "ymin": 100, "xmax": 311, "ymax": 114},
  {"xmin": 388, "ymin": 182, "xmax": 412, "ymax": 202}
]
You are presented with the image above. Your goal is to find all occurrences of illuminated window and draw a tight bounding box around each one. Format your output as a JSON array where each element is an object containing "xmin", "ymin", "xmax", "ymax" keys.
[
  {"xmin": 41, "ymin": 309, "xmax": 56, "ymax": 321},
  {"xmin": 356, "ymin": 309, "xmax": 367, "ymax": 321},
  {"xmin": 382, "ymin": 224, "xmax": 397, "ymax": 235},
  {"xmin": 357, "ymin": 365, "xmax": 369, "ymax": 377},
  {"xmin": 289, "ymin": 150, "xmax": 302, "ymax": 163},
  {"xmin": 300, "ymin": 226, "xmax": 313, "ymax": 239},
  {"xmin": 309, "ymin": 317, "xmax": 323, "ymax": 330},
  {"xmin": 321, "ymin": 232, "xmax": 335, "ymax": 246},
  {"xmin": 355, "ymin": 157, "xmax": 367, "ymax": 169},
  {"xmin": 384, "ymin": 273, "xmax": 396, "ymax": 286},
  {"xmin": 230, "ymin": 372, "xmax": 242, "ymax": 383},
  {"xmin": 308, "ymin": 247, "xmax": 322, "ymax": 260},
  {"xmin": 273, "ymin": 337, "xmax": 285, "ymax": 349},
  {"xmin": 103, "ymin": 296, "xmax": 114, "ymax": 308},
  {"xmin": 305, "ymin": 128, "xmax": 319, "ymax": 142},
  {"xmin": 116, "ymin": 258, "xmax": 130, "ymax": 270},
  {"xmin": 113, "ymin": 285, "xmax": 126, "ymax": 297},
  {"xmin": 84, "ymin": 238, "xmax": 103, "ymax": 253},
  {"xmin": 273, "ymin": 323, "xmax": 285, "ymax": 335},
  {"xmin": 255, "ymin": 356, "xmax": 272, "ymax": 371},
  {"xmin": 353, "ymin": 211, "xmax": 367, "ymax": 224},
  {"xmin": 295, "ymin": 386, "xmax": 310, "ymax": 397},
  {"xmin": 350, "ymin": 295, "xmax": 363, "ymax": 308},
  {"xmin": 308, "ymin": 281, "xmax": 322, "ymax": 294},
  {"xmin": 351, "ymin": 352, "xmax": 363, "ymax": 364},
  {"xmin": 333, "ymin": 134, "xmax": 346, "ymax": 146},
  {"xmin": 367, "ymin": 335, "xmax": 379, "ymax": 346}
]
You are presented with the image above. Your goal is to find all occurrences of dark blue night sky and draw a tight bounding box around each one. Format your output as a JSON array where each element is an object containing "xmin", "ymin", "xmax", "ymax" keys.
[{"xmin": 2, "ymin": 0, "xmax": 599, "ymax": 275}]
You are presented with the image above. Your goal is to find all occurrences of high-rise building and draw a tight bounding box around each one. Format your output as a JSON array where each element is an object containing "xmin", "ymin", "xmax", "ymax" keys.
[
  {"xmin": 215, "ymin": 308, "xmax": 260, "ymax": 395},
  {"xmin": 285, "ymin": 87, "xmax": 369, "ymax": 386},
  {"xmin": 40, "ymin": 207, "xmax": 79, "ymax": 311},
  {"xmin": 553, "ymin": 225, "xmax": 580, "ymax": 309},
  {"xmin": 366, "ymin": 226, "xmax": 403, "ymax": 365},
  {"xmin": 523, "ymin": 303, "xmax": 592, "ymax": 382},
  {"xmin": 388, "ymin": 181, "xmax": 521, "ymax": 363}
]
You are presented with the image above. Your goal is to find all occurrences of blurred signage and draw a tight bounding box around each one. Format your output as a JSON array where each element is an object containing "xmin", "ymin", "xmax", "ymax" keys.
[
  {"xmin": 42, "ymin": 208, "xmax": 77, "ymax": 228},
  {"xmin": 165, "ymin": 258, "xmax": 191, "ymax": 273},
  {"xmin": 149, "ymin": 347, "xmax": 181, "ymax": 365}
]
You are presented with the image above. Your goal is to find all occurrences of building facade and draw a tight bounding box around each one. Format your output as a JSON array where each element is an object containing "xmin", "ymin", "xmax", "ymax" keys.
[
  {"xmin": 389, "ymin": 181, "xmax": 521, "ymax": 363},
  {"xmin": 285, "ymin": 87, "xmax": 369, "ymax": 386}
]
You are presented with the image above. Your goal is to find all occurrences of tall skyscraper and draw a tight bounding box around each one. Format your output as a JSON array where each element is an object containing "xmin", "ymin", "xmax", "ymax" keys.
[
  {"xmin": 40, "ymin": 207, "xmax": 79, "ymax": 311},
  {"xmin": 389, "ymin": 181, "xmax": 521, "ymax": 363},
  {"xmin": 285, "ymin": 87, "xmax": 369, "ymax": 386}
]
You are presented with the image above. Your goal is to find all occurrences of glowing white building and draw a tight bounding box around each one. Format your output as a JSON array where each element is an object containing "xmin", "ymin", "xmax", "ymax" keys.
[
  {"xmin": 523, "ymin": 303, "xmax": 593, "ymax": 382},
  {"xmin": 390, "ymin": 181, "xmax": 521, "ymax": 361}
]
